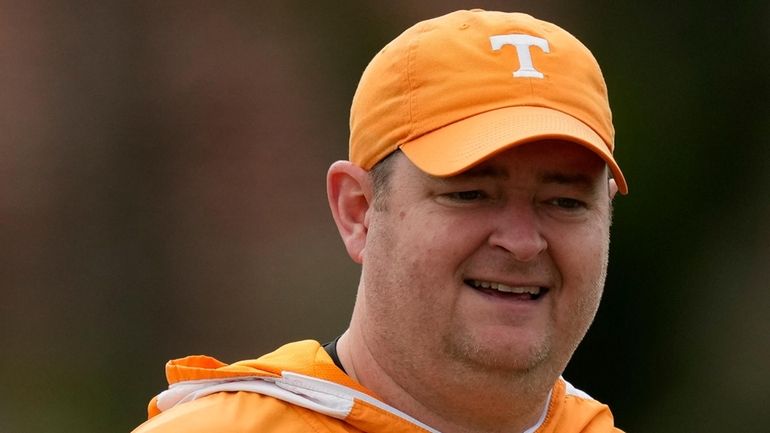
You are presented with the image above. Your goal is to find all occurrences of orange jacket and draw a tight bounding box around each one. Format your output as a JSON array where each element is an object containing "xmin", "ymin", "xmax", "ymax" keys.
[{"xmin": 132, "ymin": 340, "xmax": 623, "ymax": 433}]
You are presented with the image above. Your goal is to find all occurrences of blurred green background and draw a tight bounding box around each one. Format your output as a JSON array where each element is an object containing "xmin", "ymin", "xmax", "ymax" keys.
[{"xmin": 1, "ymin": 1, "xmax": 768, "ymax": 432}]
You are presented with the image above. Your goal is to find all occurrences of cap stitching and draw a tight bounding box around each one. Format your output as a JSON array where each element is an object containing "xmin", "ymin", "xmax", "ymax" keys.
[{"xmin": 404, "ymin": 23, "xmax": 424, "ymax": 143}]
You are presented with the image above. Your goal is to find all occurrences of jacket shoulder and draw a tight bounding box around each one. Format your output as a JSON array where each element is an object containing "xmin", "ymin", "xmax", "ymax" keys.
[
  {"xmin": 132, "ymin": 390, "xmax": 360, "ymax": 433},
  {"xmin": 557, "ymin": 393, "xmax": 624, "ymax": 433},
  {"xmin": 539, "ymin": 379, "xmax": 624, "ymax": 433}
]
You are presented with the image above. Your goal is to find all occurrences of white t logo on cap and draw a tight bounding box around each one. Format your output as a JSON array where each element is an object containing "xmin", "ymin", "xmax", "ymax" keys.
[{"xmin": 489, "ymin": 34, "xmax": 550, "ymax": 78}]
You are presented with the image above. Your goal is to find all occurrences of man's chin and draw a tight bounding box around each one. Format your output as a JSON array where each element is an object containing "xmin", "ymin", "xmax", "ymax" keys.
[{"xmin": 443, "ymin": 334, "xmax": 552, "ymax": 375}]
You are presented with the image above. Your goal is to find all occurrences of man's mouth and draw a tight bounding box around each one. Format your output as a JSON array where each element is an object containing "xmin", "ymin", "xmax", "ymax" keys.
[{"xmin": 465, "ymin": 279, "xmax": 548, "ymax": 301}]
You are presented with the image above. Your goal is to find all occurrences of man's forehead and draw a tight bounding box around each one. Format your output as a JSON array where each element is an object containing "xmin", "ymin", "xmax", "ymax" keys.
[
  {"xmin": 452, "ymin": 164, "xmax": 509, "ymax": 179},
  {"xmin": 429, "ymin": 140, "xmax": 608, "ymax": 182},
  {"xmin": 441, "ymin": 164, "xmax": 603, "ymax": 189}
]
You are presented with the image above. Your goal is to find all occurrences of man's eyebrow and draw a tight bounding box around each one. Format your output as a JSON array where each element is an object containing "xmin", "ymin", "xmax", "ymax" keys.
[
  {"xmin": 539, "ymin": 172, "xmax": 596, "ymax": 187},
  {"xmin": 429, "ymin": 167, "xmax": 599, "ymax": 188}
]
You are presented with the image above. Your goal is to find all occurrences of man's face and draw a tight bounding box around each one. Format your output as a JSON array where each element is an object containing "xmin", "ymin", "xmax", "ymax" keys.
[{"xmin": 358, "ymin": 140, "xmax": 615, "ymax": 381}]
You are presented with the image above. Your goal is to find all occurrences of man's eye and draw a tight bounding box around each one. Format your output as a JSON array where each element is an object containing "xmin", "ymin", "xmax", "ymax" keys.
[
  {"xmin": 448, "ymin": 190, "xmax": 486, "ymax": 201},
  {"xmin": 551, "ymin": 197, "xmax": 586, "ymax": 210}
]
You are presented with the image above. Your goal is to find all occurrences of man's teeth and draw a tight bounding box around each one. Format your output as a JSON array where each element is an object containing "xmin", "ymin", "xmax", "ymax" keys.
[{"xmin": 470, "ymin": 280, "xmax": 542, "ymax": 295}]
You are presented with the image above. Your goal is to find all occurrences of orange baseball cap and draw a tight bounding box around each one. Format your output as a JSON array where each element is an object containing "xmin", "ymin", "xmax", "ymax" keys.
[{"xmin": 349, "ymin": 9, "xmax": 628, "ymax": 194}]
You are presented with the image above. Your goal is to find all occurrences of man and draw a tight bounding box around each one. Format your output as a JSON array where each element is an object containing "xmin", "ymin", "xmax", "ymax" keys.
[{"xmin": 133, "ymin": 9, "xmax": 627, "ymax": 433}]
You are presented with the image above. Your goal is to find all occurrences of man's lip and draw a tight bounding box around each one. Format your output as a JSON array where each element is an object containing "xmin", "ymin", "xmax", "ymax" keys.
[
  {"xmin": 463, "ymin": 279, "xmax": 550, "ymax": 301},
  {"xmin": 463, "ymin": 278, "xmax": 551, "ymax": 293}
]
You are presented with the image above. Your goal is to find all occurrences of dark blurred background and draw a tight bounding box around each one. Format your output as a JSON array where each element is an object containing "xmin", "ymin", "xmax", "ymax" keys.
[{"xmin": 1, "ymin": 1, "xmax": 768, "ymax": 432}]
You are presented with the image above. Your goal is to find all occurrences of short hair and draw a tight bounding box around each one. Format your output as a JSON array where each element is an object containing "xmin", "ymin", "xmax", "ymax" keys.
[{"xmin": 369, "ymin": 150, "xmax": 400, "ymax": 211}]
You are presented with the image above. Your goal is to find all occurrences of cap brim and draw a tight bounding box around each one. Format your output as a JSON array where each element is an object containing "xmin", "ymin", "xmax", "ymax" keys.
[{"xmin": 399, "ymin": 106, "xmax": 628, "ymax": 194}]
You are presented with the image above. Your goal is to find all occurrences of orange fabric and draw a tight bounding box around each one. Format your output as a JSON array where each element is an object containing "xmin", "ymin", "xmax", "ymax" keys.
[
  {"xmin": 134, "ymin": 340, "xmax": 623, "ymax": 433},
  {"xmin": 164, "ymin": 355, "xmax": 271, "ymax": 383},
  {"xmin": 135, "ymin": 391, "xmax": 365, "ymax": 433},
  {"xmin": 538, "ymin": 379, "xmax": 622, "ymax": 433},
  {"xmin": 161, "ymin": 340, "xmax": 370, "ymax": 395}
]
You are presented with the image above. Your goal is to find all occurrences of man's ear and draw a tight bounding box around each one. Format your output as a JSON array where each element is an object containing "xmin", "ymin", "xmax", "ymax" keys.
[
  {"xmin": 327, "ymin": 161, "xmax": 373, "ymax": 264},
  {"xmin": 608, "ymin": 178, "xmax": 619, "ymax": 200}
]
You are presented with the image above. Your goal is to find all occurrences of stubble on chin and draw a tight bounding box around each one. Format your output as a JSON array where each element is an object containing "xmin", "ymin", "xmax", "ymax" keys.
[
  {"xmin": 438, "ymin": 328, "xmax": 564, "ymax": 397},
  {"xmin": 442, "ymin": 325, "xmax": 552, "ymax": 372}
]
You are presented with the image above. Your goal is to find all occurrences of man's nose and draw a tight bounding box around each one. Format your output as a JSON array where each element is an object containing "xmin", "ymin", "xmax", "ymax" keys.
[{"xmin": 487, "ymin": 205, "xmax": 547, "ymax": 262}]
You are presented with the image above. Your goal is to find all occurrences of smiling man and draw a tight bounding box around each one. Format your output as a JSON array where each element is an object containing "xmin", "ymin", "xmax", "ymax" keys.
[{"xmin": 134, "ymin": 9, "xmax": 627, "ymax": 433}]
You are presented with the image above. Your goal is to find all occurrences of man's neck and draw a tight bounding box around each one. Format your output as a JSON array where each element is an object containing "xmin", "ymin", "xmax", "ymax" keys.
[{"xmin": 336, "ymin": 329, "xmax": 554, "ymax": 433}]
